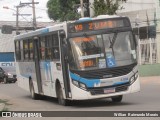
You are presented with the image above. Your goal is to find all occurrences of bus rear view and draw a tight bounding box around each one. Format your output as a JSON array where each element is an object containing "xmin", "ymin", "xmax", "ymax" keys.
[{"xmin": 67, "ymin": 15, "xmax": 140, "ymax": 102}]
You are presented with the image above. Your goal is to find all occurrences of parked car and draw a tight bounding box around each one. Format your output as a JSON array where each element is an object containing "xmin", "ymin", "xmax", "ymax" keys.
[
  {"xmin": 0, "ymin": 67, "xmax": 17, "ymax": 83},
  {"xmin": 0, "ymin": 67, "xmax": 5, "ymax": 82}
]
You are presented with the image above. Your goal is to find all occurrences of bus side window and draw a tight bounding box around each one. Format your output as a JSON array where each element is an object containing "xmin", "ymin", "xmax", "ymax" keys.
[
  {"xmin": 45, "ymin": 35, "xmax": 52, "ymax": 60},
  {"xmin": 40, "ymin": 37, "xmax": 45, "ymax": 60},
  {"xmin": 15, "ymin": 41, "xmax": 21, "ymax": 61},
  {"xmin": 29, "ymin": 40, "xmax": 34, "ymax": 60},
  {"xmin": 20, "ymin": 40, "xmax": 24, "ymax": 61},
  {"xmin": 23, "ymin": 40, "xmax": 29, "ymax": 60},
  {"xmin": 52, "ymin": 33, "xmax": 60, "ymax": 60}
]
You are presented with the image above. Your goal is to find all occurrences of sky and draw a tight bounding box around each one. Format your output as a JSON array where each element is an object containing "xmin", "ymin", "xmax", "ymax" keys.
[{"xmin": 0, "ymin": 0, "xmax": 52, "ymax": 22}]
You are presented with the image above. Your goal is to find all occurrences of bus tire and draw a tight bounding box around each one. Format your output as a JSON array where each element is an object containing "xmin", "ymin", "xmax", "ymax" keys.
[
  {"xmin": 29, "ymin": 80, "xmax": 39, "ymax": 100},
  {"xmin": 56, "ymin": 83, "xmax": 69, "ymax": 106},
  {"xmin": 111, "ymin": 95, "xmax": 123, "ymax": 103}
]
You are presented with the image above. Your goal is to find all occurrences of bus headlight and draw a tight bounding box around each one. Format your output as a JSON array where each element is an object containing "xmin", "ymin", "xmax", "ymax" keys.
[
  {"xmin": 130, "ymin": 71, "xmax": 138, "ymax": 84},
  {"xmin": 72, "ymin": 80, "xmax": 79, "ymax": 87},
  {"xmin": 79, "ymin": 83, "xmax": 87, "ymax": 90},
  {"xmin": 72, "ymin": 80, "xmax": 87, "ymax": 90}
]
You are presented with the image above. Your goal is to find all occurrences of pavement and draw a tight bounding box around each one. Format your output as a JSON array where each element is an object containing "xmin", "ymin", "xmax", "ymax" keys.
[{"xmin": 0, "ymin": 76, "xmax": 160, "ymax": 111}]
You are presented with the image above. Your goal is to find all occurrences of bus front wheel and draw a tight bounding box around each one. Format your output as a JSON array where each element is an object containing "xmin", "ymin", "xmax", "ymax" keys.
[
  {"xmin": 56, "ymin": 83, "xmax": 69, "ymax": 106},
  {"xmin": 111, "ymin": 95, "xmax": 123, "ymax": 102}
]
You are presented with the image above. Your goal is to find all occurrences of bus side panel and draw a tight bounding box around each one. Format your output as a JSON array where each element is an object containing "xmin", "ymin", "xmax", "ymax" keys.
[
  {"xmin": 17, "ymin": 62, "xmax": 38, "ymax": 93},
  {"xmin": 16, "ymin": 62, "xmax": 29, "ymax": 92},
  {"xmin": 37, "ymin": 61, "xmax": 64, "ymax": 98},
  {"xmin": 50, "ymin": 61, "xmax": 64, "ymax": 97}
]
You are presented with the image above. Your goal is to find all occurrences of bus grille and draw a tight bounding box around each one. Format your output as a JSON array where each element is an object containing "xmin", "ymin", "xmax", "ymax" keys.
[
  {"xmin": 89, "ymin": 85, "xmax": 128, "ymax": 95},
  {"xmin": 71, "ymin": 63, "xmax": 136, "ymax": 79}
]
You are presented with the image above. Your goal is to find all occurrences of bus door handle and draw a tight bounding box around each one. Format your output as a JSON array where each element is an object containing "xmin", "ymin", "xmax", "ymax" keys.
[{"xmin": 56, "ymin": 63, "xmax": 61, "ymax": 70}]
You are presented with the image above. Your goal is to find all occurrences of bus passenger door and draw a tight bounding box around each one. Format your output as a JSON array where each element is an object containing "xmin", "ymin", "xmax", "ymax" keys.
[
  {"xmin": 33, "ymin": 37, "xmax": 43, "ymax": 94},
  {"xmin": 59, "ymin": 31, "xmax": 71, "ymax": 98}
]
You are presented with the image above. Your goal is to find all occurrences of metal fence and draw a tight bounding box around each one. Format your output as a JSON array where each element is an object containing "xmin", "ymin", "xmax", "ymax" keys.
[{"xmin": 138, "ymin": 38, "xmax": 158, "ymax": 65}]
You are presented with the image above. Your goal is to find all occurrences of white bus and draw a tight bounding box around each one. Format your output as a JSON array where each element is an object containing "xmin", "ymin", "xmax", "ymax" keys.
[{"xmin": 14, "ymin": 15, "xmax": 140, "ymax": 105}]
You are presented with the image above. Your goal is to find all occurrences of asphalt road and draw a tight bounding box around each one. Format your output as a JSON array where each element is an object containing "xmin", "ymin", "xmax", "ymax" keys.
[{"xmin": 0, "ymin": 76, "xmax": 160, "ymax": 119}]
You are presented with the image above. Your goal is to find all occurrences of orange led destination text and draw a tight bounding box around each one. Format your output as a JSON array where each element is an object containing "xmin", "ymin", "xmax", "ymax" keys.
[
  {"xmin": 75, "ymin": 24, "xmax": 83, "ymax": 31},
  {"xmin": 74, "ymin": 21, "xmax": 114, "ymax": 32},
  {"xmin": 89, "ymin": 21, "xmax": 114, "ymax": 30},
  {"xmin": 80, "ymin": 60, "xmax": 94, "ymax": 67},
  {"xmin": 73, "ymin": 36, "xmax": 95, "ymax": 43}
]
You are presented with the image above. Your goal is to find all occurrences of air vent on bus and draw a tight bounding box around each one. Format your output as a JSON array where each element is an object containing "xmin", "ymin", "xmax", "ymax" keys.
[{"xmin": 71, "ymin": 63, "xmax": 136, "ymax": 79}]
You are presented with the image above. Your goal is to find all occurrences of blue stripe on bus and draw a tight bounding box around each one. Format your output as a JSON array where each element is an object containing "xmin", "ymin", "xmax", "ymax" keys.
[
  {"xmin": 70, "ymin": 72, "xmax": 100, "ymax": 88},
  {"xmin": 41, "ymin": 28, "xmax": 49, "ymax": 34}
]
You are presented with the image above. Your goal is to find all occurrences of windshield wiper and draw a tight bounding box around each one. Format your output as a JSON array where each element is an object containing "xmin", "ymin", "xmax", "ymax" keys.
[{"xmin": 109, "ymin": 32, "xmax": 118, "ymax": 48}]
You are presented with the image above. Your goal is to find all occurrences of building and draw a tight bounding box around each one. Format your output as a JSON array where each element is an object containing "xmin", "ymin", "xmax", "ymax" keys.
[
  {"xmin": 89, "ymin": 0, "xmax": 160, "ymax": 64},
  {"xmin": 0, "ymin": 21, "xmax": 53, "ymax": 69}
]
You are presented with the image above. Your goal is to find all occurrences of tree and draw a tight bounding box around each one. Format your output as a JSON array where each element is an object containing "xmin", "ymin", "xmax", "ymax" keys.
[
  {"xmin": 93, "ymin": 0, "xmax": 127, "ymax": 16},
  {"xmin": 47, "ymin": 0, "xmax": 80, "ymax": 22}
]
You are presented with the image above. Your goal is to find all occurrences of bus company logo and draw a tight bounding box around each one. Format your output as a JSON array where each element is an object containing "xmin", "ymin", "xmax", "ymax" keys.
[{"xmin": 103, "ymin": 74, "xmax": 113, "ymax": 78}]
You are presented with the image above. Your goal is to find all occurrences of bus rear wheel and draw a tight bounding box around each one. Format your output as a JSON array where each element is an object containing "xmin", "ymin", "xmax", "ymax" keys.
[
  {"xmin": 111, "ymin": 95, "xmax": 123, "ymax": 103},
  {"xmin": 29, "ymin": 80, "xmax": 39, "ymax": 100},
  {"xmin": 56, "ymin": 83, "xmax": 69, "ymax": 106}
]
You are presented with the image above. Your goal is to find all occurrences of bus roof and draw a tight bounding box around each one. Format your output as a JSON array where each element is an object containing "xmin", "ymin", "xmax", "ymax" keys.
[
  {"xmin": 14, "ymin": 15, "xmax": 129, "ymax": 41},
  {"xmin": 14, "ymin": 22, "xmax": 67, "ymax": 40}
]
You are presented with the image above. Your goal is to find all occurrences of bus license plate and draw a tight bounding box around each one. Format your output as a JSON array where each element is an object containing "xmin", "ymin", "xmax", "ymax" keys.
[{"xmin": 104, "ymin": 88, "xmax": 115, "ymax": 94}]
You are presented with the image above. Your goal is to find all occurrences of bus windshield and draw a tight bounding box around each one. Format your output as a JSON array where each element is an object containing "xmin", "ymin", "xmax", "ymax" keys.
[{"xmin": 69, "ymin": 31, "xmax": 137, "ymax": 70}]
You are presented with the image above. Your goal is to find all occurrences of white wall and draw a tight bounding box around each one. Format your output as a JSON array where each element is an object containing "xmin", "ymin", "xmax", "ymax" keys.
[
  {"xmin": 89, "ymin": 0, "xmax": 157, "ymax": 17},
  {"xmin": 118, "ymin": 0, "xmax": 156, "ymax": 13}
]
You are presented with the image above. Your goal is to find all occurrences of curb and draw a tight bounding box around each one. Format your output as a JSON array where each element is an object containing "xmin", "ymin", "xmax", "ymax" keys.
[{"xmin": 0, "ymin": 103, "xmax": 5, "ymax": 111}]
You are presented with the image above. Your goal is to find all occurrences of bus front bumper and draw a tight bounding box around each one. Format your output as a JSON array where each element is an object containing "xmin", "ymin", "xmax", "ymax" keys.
[{"xmin": 70, "ymin": 76, "xmax": 140, "ymax": 100}]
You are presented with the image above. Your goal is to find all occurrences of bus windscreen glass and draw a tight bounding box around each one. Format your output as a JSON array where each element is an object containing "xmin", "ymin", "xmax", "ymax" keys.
[{"xmin": 69, "ymin": 31, "xmax": 137, "ymax": 70}]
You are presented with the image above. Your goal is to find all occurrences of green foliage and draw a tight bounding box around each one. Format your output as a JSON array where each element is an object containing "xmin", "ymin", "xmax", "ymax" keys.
[
  {"xmin": 0, "ymin": 99, "xmax": 11, "ymax": 105},
  {"xmin": 93, "ymin": 0, "xmax": 127, "ymax": 16},
  {"xmin": 47, "ymin": 0, "xmax": 80, "ymax": 22}
]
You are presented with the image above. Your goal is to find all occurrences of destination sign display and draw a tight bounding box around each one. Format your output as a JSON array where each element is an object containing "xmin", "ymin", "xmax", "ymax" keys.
[{"xmin": 68, "ymin": 18, "xmax": 130, "ymax": 33}]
